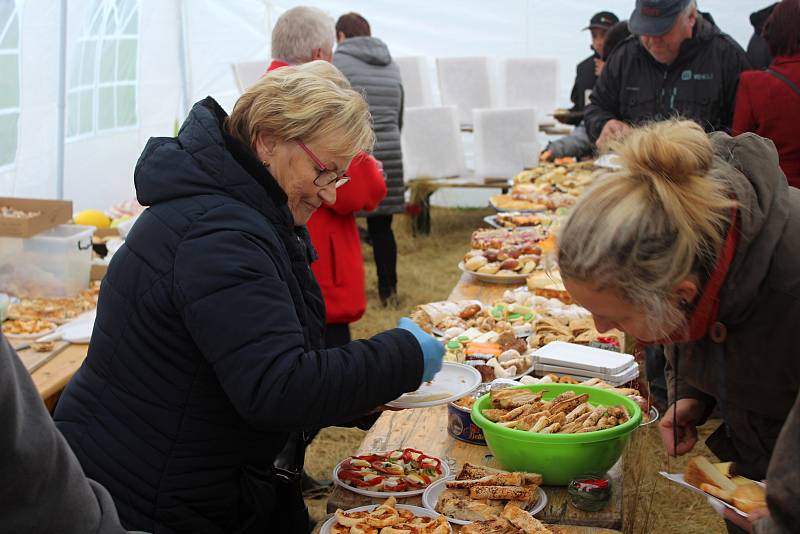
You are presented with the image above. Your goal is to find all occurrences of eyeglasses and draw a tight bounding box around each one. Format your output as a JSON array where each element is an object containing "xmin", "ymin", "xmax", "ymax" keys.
[{"xmin": 295, "ymin": 141, "xmax": 350, "ymax": 189}]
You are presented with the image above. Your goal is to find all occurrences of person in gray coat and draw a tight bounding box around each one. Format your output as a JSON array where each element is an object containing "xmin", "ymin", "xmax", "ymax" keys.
[
  {"xmin": 0, "ymin": 333, "xmax": 141, "ymax": 534},
  {"xmin": 334, "ymin": 12, "xmax": 404, "ymax": 305}
]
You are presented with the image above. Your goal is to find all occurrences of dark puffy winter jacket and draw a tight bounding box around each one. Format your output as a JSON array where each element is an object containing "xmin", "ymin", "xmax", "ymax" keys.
[
  {"xmin": 53, "ymin": 97, "xmax": 423, "ymax": 534},
  {"xmin": 334, "ymin": 36, "xmax": 405, "ymax": 216},
  {"xmin": 567, "ymin": 53, "xmax": 598, "ymax": 124},
  {"xmin": 585, "ymin": 17, "xmax": 750, "ymax": 142},
  {"xmin": 747, "ymin": 3, "xmax": 777, "ymax": 70}
]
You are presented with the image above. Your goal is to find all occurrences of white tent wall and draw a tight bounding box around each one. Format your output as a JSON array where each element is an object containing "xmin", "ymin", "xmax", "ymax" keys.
[
  {"xmin": 183, "ymin": 0, "xmax": 270, "ymax": 113},
  {"xmin": 1, "ymin": 0, "xmax": 763, "ymax": 210},
  {"xmin": 63, "ymin": 0, "xmax": 182, "ymax": 211},
  {"xmin": 0, "ymin": 0, "xmax": 60, "ymax": 198}
]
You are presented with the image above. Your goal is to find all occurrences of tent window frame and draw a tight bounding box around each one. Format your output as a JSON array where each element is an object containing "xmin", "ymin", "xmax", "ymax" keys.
[
  {"xmin": 66, "ymin": 0, "xmax": 140, "ymax": 141},
  {"xmin": 0, "ymin": 1, "xmax": 20, "ymax": 170}
]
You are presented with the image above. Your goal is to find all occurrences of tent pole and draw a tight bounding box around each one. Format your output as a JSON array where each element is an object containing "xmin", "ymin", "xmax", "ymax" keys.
[
  {"xmin": 177, "ymin": 0, "xmax": 191, "ymax": 119},
  {"xmin": 55, "ymin": 0, "xmax": 67, "ymax": 199}
]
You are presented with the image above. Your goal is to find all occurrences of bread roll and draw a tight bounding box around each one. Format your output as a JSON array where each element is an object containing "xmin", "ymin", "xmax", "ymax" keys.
[
  {"xmin": 685, "ymin": 456, "xmax": 737, "ymax": 492},
  {"xmin": 732, "ymin": 483, "xmax": 767, "ymax": 513}
]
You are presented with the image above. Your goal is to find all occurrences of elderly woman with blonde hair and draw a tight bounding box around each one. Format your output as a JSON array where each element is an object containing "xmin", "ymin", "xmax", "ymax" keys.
[
  {"xmin": 54, "ymin": 61, "xmax": 443, "ymax": 534},
  {"xmin": 558, "ymin": 120, "xmax": 800, "ymax": 534}
]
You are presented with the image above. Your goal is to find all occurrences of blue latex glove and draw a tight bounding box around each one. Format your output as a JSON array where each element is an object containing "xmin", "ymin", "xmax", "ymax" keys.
[{"xmin": 398, "ymin": 317, "xmax": 444, "ymax": 382}]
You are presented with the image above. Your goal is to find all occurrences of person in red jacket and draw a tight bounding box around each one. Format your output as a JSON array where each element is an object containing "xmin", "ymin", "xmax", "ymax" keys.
[
  {"xmin": 307, "ymin": 154, "xmax": 387, "ymax": 346},
  {"xmin": 266, "ymin": 8, "xmax": 388, "ymax": 347},
  {"xmin": 733, "ymin": 0, "xmax": 800, "ymax": 189}
]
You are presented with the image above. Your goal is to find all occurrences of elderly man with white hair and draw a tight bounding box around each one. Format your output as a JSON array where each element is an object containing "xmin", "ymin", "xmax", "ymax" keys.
[
  {"xmin": 269, "ymin": 6, "xmax": 335, "ymax": 69},
  {"xmin": 585, "ymin": 0, "xmax": 750, "ymax": 149}
]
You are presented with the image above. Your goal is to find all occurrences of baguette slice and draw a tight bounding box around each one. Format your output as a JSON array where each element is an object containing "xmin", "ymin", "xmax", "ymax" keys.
[
  {"xmin": 446, "ymin": 473, "xmax": 524, "ymax": 488},
  {"xmin": 470, "ymin": 485, "xmax": 534, "ymax": 501},
  {"xmin": 685, "ymin": 457, "xmax": 737, "ymax": 493},
  {"xmin": 501, "ymin": 502, "xmax": 552, "ymax": 533},
  {"xmin": 732, "ymin": 483, "xmax": 766, "ymax": 513}
]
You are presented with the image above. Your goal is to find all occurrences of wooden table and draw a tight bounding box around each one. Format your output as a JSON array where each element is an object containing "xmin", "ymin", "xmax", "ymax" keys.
[
  {"xmin": 30, "ymin": 344, "xmax": 88, "ymax": 411},
  {"xmin": 325, "ymin": 406, "xmax": 624, "ymax": 530},
  {"xmin": 326, "ymin": 274, "xmax": 625, "ymax": 530}
]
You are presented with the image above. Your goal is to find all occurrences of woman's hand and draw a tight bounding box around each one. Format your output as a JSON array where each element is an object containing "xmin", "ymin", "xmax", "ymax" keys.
[
  {"xmin": 722, "ymin": 507, "xmax": 770, "ymax": 533},
  {"xmin": 658, "ymin": 398, "xmax": 706, "ymax": 456},
  {"xmin": 397, "ymin": 318, "xmax": 444, "ymax": 382},
  {"xmin": 596, "ymin": 119, "xmax": 631, "ymax": 150}
]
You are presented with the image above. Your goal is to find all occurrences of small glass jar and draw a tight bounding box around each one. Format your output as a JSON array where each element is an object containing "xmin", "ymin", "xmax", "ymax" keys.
[{"xmin": 568, "ymin": 473, "xmax": 612, "ymax": 512}]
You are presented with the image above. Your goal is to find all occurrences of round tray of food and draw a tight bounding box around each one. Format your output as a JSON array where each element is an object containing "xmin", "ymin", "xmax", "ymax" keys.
[
  {"xmin": 333, "ymin": 448, "xmax": 450, "ymax": 497},
  {"xmin": 461, "ymin": 261, "xmax": 538, "ymax": 285},
  {"xmin": 1, "ymin": 318, "xmax": 57, "ymax": 339},
  {"xmin": 422, "ymin": 465, "xmax": 548, "ymax": 526},
  {"xmin": 321, "ymin": 498, "xmax": 451, "ymax": 534}
]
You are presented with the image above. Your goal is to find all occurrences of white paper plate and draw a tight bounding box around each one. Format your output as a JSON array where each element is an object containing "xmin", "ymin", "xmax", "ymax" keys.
[
  {"xmin": 422, "ymin": 475, "xmax": 548, "ymax": 525},
  {"xmin": 659, "ymin": 473, "xmax": 765, "ymax": 518},
  {"xmin": 332, "ymin": 454, "xmax": 450, "ymax": 498},
  {"xmin": 320, "ymin": 504, "xmax": 451, "ymax": 534},
  {"xmin": 388, "ymin": 362, "xmax": 482, "ymax": 409},
  {"xmin": 458, "ymin": 261, "xmax": 530, "ymax": 285}
]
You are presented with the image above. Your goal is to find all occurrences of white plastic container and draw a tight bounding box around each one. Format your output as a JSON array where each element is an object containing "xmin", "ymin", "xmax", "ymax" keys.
[
  {"xmin": 533, "ymin": 341, "xmax": 635, "ymax": 375},
  {"xmin": 0, "ymin": 224, "xmax": 95, "ymax": 297}
]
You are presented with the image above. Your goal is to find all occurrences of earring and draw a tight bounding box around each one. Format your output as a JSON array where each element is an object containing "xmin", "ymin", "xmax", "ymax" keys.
[
  {"xmin": 679, "ymin": 298, "xmax": 690, "ymax": 310},
  {"xmin": 262, "ymin": 160, "xmax": 270, "ymax": 169}
]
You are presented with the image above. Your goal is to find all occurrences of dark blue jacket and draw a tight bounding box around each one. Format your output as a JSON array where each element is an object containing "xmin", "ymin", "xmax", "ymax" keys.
[{"xmin": 54, "ymin": 98, "xmax": 423, "ymax": 534}]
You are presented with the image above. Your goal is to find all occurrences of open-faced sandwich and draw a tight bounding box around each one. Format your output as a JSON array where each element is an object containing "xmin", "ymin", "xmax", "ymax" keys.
[
  {"xmin": 336, "ymin": 448, "xmax": 446, "ymax": 494},
  {"xmin": 460, "ymin": 503, "xmax": 554, "ymax": 534}
]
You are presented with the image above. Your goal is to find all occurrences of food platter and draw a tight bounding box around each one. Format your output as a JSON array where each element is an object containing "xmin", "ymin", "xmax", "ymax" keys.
[
  {"xmin": 387, "ymin": 362, "xmax": 482, "ymax": 409},
  {"xmin": 458, "ymin": 261, "xmax": 529, "ymax": 285},
  {"xmin": 319, "ymin": 503, "xmax": 451, "ymax": 534},
  {"xmin": 332, "ymin": 451, "xmax": 450, "ymax": 498},
  {"xmin": 422, "ymin": 475, "xmax": 548, "ymax": 525}
]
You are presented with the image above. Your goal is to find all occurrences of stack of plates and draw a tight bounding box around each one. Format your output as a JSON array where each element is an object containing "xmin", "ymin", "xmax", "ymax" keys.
[{"xmin": 532, "ymin": 341, "xmax": 639, "ymax": 386}]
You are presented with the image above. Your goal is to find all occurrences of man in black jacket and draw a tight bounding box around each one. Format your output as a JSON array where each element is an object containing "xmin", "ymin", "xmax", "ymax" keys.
[
  {"xmin": 585, "ymin": 0, "xmax": 750, "ymax": 148},
  {"xmin": 566, "ymin": 11, "xmax": 619, "ymax": 125}
]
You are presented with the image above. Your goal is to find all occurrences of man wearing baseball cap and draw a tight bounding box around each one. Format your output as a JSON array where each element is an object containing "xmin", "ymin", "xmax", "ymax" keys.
[
  {"xmin": 565, "ymin": 11, "xmax": 619, "ymax": 124},
  {"xmin": 585, "ymin": 0, "xmax": 750, "ymax": 149}
]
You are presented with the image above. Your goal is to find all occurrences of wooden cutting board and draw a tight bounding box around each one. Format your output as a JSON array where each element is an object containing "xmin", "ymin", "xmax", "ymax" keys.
[{"xmin": 14, "ymin": 340, "xmax": 70, "ymax": 373}]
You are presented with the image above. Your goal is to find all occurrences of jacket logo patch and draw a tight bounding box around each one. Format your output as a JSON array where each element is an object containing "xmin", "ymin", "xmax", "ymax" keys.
[
  {"xmin": 681, "ymin": 70, "xmax": 692, "ymax": 81},
  {"xmin": 693, "ymin": 73, "xmax": 714, "ymax": 80}
]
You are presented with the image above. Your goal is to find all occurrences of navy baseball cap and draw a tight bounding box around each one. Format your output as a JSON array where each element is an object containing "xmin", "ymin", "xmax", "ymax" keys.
[
  {"xmin": 583, "ymin": 11, "xmax": 619, "ymax": 31},
  {"xmin": 629, "ymin": 0, "xmax": 691, "ymax": 36}
]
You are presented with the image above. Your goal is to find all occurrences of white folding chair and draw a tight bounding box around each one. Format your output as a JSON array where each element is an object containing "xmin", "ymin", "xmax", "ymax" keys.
[
  {"xmin": 436, "ymin": 57, "xmax": 493, "ymax": 127},
  {"xmin": 231, "ymin": 61, "xmax": 267, "ymax": 93},
  {"xmin": 472, "ymin": 108, "xmax": 539, "ymax": 179},
  {"xmin": 501, "ymin": 58, "xmax": 560, "ymax": 122},
  {"xmin": 394, "ymin": 56, "xmax": 436, "ymax": 108},
  {"xmin": 401, "ymin": 106, "xmax": 465, "ymax": 180}
]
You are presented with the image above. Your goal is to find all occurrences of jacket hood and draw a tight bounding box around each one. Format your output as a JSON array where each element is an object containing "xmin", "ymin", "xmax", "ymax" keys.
[
  {"xmin": 134, "ymin": 97, "xmax": 289, "ymax": 222},
  {"xmin": 710, "ymin": 131, "xmax": 791, "ymax": 323},
  {"xmin": 335, "ymin": 36, "xmax": 392, "ymax": 66},
  {"xmin": 750, "ymin": 3, "xmax": 777, "ymax": 32}
]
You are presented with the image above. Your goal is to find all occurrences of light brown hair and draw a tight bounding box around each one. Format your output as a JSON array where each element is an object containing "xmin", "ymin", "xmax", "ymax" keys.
[
  {"xmin": 557, "ymin": 120, "xmax": 737, "ymax": 333},
  {"xmin": 227, "ymin": 61, "xmax": 374, "ymax": 160}
]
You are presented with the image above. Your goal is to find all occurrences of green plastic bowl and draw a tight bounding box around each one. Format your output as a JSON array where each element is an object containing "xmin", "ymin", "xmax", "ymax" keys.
[{"xmin": 471, "ymin": 383, "xmax": 642, "ymax": 485}]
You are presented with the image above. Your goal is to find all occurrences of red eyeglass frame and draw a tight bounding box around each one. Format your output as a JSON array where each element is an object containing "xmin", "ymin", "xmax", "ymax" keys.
[{"xmin": 295, "ymin": 141, "xmax": 350, "ymax": 189}]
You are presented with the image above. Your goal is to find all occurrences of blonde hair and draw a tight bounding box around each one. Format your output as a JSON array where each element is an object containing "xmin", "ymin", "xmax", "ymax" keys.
[
  {"xmin": 227, "ymin": 61, "xmax": 374, "ymax": 160},
  {"xmin": 271, "ymin": 6, "xmax": 335, "ymax": 65},
  {"xmin": 557, "ymin": 120, "xmax": 737, "ymax": 334}
]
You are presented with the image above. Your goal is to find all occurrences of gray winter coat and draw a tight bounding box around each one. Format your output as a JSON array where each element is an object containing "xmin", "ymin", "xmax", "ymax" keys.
[
  {"xmin": 664, "ymin": 133, "xmax": 800, "ymax": 533},
  {"xmin": 334, "ymin": 36, "xmax": 405, "ymax": 216},
  {"xmin": 0, "ymin": 333, "xmax": 137, "ymax": 533}
]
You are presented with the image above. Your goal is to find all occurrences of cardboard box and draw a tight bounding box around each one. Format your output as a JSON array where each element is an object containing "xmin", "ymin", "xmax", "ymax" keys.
[{"xmin": 0, "ymin": 197, "xmax": 73, "ymax": 238}]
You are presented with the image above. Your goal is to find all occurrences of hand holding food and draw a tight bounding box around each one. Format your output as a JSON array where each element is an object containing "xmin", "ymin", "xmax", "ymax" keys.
[{"xmin": 398, "ymin": 317, "xmax": 444, "ymax": 382}]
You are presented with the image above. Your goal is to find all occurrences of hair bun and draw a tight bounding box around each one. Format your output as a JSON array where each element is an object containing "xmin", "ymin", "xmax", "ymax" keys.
[{"xmin": 614, "ymin": 120, "xmax": 713, "ymax": 186}]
